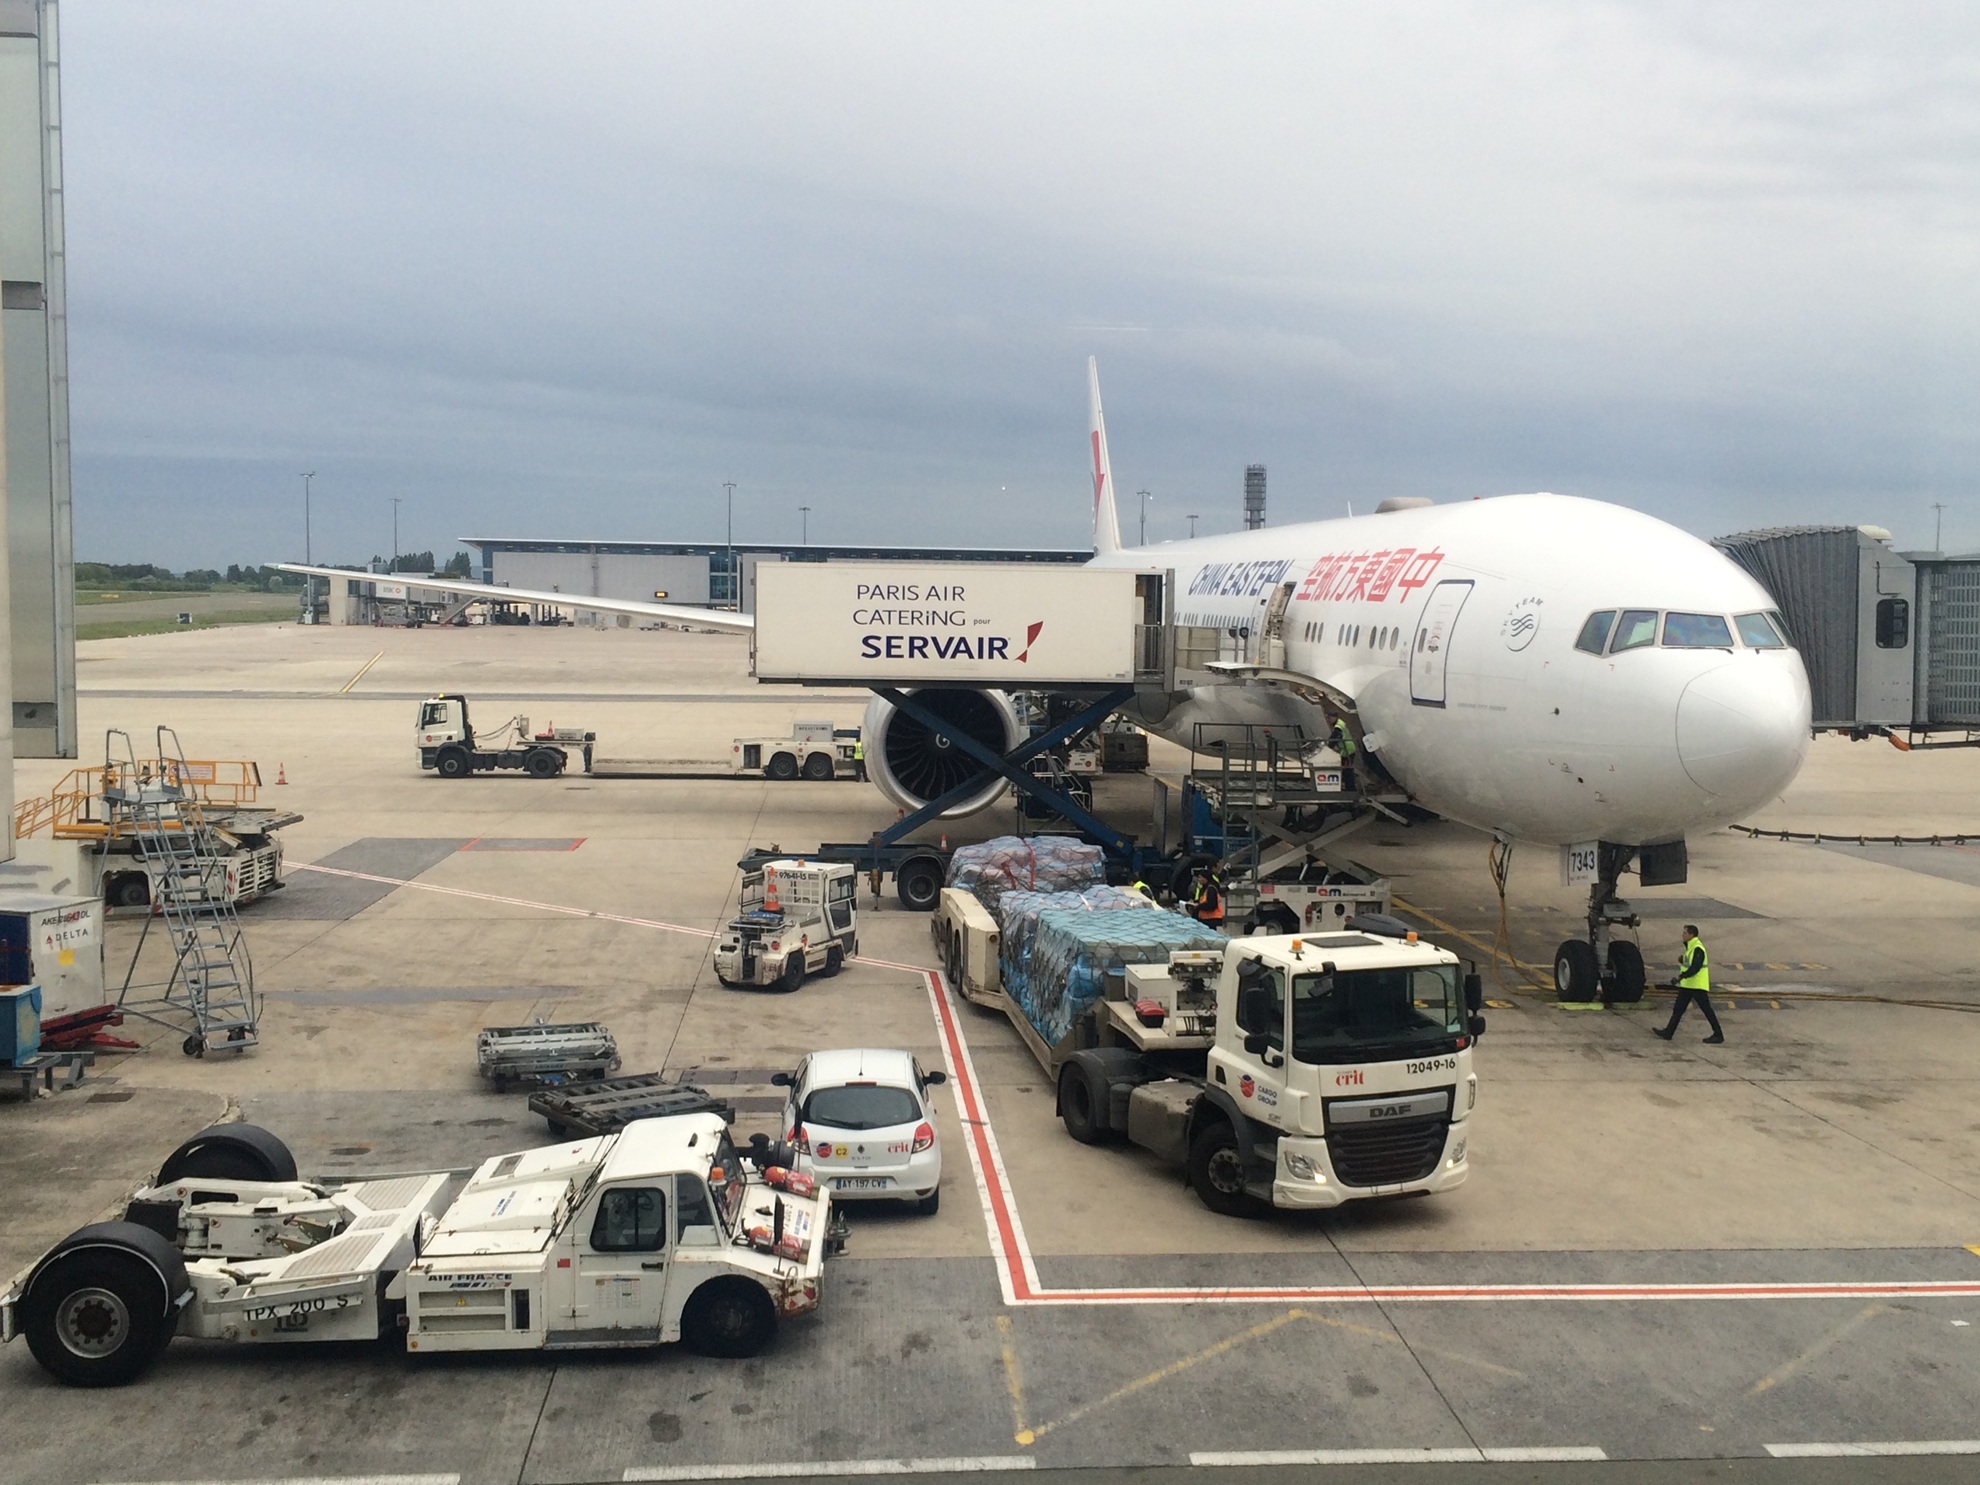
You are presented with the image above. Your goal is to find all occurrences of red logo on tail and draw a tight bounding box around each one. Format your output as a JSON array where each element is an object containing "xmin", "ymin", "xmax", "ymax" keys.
[
  {"xmin": 1017, "ymin": 621, "xmax": 1044, "ymax": 662},
  {"xmin": 1091, "ymin": 431, "xmax": 1106, "ymax": 512}
]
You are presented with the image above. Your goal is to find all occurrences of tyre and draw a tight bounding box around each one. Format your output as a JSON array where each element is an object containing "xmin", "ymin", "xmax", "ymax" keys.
[
  {"xmin": 896, "ymin": 857, "xmax": 944, "ymax": 912},
  {"xmin": 1187, "ymin": 1122, "xmax": 1258, "ymax": 1217},
  {"xmin": 766, "ymin": 752, "xmax": 799, "ymax": 781},
  {"xmin": 156, "ymin": 1123, "xmax": 298, "ymax": 1185},
  {"xmin": 821, "ymin": 946, "xmax": 844, "ymax": 978},
  {"xmin": 800, "ymin": 751, "xmax": 835, "ymax": 781},
  {"xmin": 21, "ymin": 1224, "xmax": 186, "ymax": 1387},
  {"xmin": 914, "ymin": 1188, "xmax": 940, "ymax": 1216},
  {"xmin": 1058, "ymin": 1064, "xmax": 1108, "ymax": 1146},
  {"xmin": 1606, "ymin": 940, "xmax": 1647, "ymax": 1003},
  {"xmin": 1242, "ymin": 905, "xmax": 1299, "ymax": 937},
  {"xmin": 435, "ymin": 748, "xmax": 471, "ymax": 779},
  {"xmin": 776, "ymin": 956, "xmax": 806, "ymax": 994},
  {"xmin": 545, "ymin": 1120, "xmax": 570, "ymax": 1140},
  {"xmin": 524, "ymin": 749, "xmax": 561, "ymax": 779},
  {"xmin": 680, "ymin": 1278, "xmax": 777, "ymax": 1358},
  {"xmin": 715, "ymin": 972, "xmax": 742, "ymax": 989},
  {"xmin": 1553, "ymin": 939, "xmax": 1600, "ymax": 1002},
  {"xmin": 109, "ymin": 874, "xmax": 150, "ymax": 909}
]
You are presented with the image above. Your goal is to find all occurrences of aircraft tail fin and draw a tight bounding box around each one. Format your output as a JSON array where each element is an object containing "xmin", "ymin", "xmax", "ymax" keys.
[{"xmin": 1088, "ymin": 356, "xmax": 1123, "ymax": 556}]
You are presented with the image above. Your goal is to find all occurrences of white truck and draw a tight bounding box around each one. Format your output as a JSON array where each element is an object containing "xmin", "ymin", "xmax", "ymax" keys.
[
  {"xmin": 731, "ymin": 721, "xmax": 860, "ymax": 781},
  {"xmin": 416, "ymin": 695, "xmax": 594, "ymax": 778},
  {"xmin": 933, "ymin": 894, "xmax": 1486, "ymax": 1214},
  {"xmin": 714, "ymin": 859, "xmax": 859, "ymax": 991},
  {"xmin": 1, "ymin": 1117, "xmax": 830, "ymax": 1387}
]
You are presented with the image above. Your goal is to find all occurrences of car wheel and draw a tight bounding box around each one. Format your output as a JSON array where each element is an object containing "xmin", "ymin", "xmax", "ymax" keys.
[
  {"xmin": 157, "ymin": 1123, "xmax": 298, "ymax": 1184},
  {"xmin": 1554, "ymin": 940, "xmax": 1600, "ymax": 1002},
  {"xmin": 914, "ymin": 1188, "xmax": 940, "ymax": 1216},
  {"xmin": 766, "ymin": 752, "xmax": 799, "ymax": 781},
  {"xmin": 681, "ymin": 1278, "xmax": 777, "ymax": 1358},
  {"xmin": 1187, "ymin": 1122, "xmax": 1258, "ymax": 1217}
]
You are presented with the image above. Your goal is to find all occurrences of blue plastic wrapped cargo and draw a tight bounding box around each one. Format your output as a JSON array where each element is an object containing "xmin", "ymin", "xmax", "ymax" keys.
[
  {"xmin": 996, "ymin": 886, "xmax": 1152, "ymax": 992},
  {"xmin": 945, "ymin": 835, "xmax": 1106, "ymax": 911},
  {"xmin": 1010, "ymin": 910, "xmax": 1226, "ymax": 1049},
  {"xmin": 0, "ymin": 984, "xmax": 42, "ymax": 1065}
]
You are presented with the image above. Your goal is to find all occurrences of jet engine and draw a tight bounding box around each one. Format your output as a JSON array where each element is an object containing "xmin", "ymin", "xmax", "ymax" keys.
[{"xmin": 861, "ymin": 688, "xmax": 1023, "ymax": 818}]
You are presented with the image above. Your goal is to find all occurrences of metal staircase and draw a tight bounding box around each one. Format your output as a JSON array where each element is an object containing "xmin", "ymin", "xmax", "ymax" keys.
[{"xmin": 106, "ymin": 727, "xmax": 260, "ymax": 1057}]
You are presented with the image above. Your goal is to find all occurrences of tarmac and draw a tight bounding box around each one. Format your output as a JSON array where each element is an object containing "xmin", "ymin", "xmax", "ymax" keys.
[{"xmin": 3, "ymin": 620, "xmax": 1978, "ymax": 1484}]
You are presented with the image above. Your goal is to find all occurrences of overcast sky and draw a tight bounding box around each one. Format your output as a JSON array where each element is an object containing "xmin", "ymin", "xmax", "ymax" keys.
[{"xmin": 59, "ymin": 2, "xmax": 1980, "ymax": 568}]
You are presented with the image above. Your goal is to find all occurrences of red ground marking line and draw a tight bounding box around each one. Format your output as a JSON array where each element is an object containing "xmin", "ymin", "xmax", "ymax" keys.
[{"xmin": 293, "ymin": 874, "xmax": 1980, "ymax": 1308}]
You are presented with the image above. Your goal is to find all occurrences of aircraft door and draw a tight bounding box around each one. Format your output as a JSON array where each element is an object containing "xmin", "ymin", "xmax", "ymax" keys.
[{"xmin": 1410, "ymin": 580, "xmax": 1474, "ymax": 707}]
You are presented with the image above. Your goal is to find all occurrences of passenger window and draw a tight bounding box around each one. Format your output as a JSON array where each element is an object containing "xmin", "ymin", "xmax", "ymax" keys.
[
  {"xmin": 1233, "ymin": 958, "xmax": 1285, "ymax": 1051},
  {"xmin": 1876, "ymin": 597, "xmax": 1909, "ymax": 649},
  {"xmin": 589, "ymin": 1187, "xmax": 667, "ymax": 1252},
  {"xmin": 1735, "ymin": 612, "xmax": 1785, "ymax": 648},
  {"xmin": 1574, "ymin": 611, "xmax": 1617, "ymax": 654},
  {"xmin": 1661, "ymin": 612, "xmax": 1735, "ymax": 649},
  {"xmin": 1610, "ymin": 610, "xmax": 1659, "ymax": 652}
]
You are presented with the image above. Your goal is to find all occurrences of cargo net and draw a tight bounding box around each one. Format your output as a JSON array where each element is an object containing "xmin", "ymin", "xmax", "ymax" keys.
[
  {"xmin": 945, "ymin": 834, "xmax": 1105, "ymax": 911},
  {"xmin": 996, "ymin": 886, "xmax": 1153, "ymax": 984},
  {"xmin": 1012, "ymin": 907, "xmax": 1228, "ymax": 1047}
]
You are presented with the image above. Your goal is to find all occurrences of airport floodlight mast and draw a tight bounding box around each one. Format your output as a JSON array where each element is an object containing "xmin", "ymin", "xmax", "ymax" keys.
[
  {"xmin": 724, "ymin": 480, "xmax": 737, "ymax": 606},
  {"xmin": 391, "ymin": 498, "xmax": 401, "ymax": 570},
  {"xmin": 1138, "ymin": 489, "xmax": 1151, "ymax": 545},
  {"xmin": 1934, "ymin": 501, "xmax": 1948, "ymax": 553},
  {"xmin": 800, "ymin": 504, "xmax": 811, "ymax": 545},
  {"xmin": 300, "ymin": 471, "xmax": 315, "ymax": 563}
]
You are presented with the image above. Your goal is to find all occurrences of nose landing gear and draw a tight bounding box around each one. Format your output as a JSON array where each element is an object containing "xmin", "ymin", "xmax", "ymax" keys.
[{"xmin": 1551, "ymin": 840, "xmax": 1683, "ymax": 1003}]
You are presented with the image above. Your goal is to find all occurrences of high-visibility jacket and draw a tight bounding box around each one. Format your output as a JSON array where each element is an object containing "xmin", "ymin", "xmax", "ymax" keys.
[
  {"xmin": 853, "ymin": 740, "xmax": 865, "ymax": 760},
  {"xmin": 1678, "ymin": 937, "xmax": 1709, "ymax": 992},
  {"xmin": 1333, "ymin": 719, "xmax": 1356, "ymax": 759},
  {"xmin": 1130, "ymin": 879, "xmax": 1150, "ymax": 895},
  {"xmin": 1191, "ymin": 879, "xmax": 1225, "ymax": 923}
]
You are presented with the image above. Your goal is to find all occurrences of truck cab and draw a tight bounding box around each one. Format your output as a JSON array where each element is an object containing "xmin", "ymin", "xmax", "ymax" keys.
[{"xmin": 714, "ymin": 860, "xmax": 859, "ymax": 992}]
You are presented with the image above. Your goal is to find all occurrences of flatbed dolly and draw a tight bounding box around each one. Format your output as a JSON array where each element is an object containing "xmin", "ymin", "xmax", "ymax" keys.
[
  {"xmin": 529, "ymin": 1073, "xmax": 731, "ymax": 1138},
  {"xmin": 476, "ymin": 1020, "xmax": 620, "ymax": 1089}
]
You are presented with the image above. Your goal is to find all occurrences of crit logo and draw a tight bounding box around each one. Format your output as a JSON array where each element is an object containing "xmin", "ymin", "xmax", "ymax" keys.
[
  {"xmin": 1017, "ymin": 622, "xmax": 1044, "ymax": 662},
  {"xmin": 1239, "ymin": 1074, "xmax": 1256, "ymax": 1099},
  {"xmin": 1334, "ymin": 1069, "xmax": 1364, "ymax": 1086}
]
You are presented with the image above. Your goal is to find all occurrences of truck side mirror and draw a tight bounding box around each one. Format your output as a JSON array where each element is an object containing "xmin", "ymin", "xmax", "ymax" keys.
[
  {"xmin": 1243, "ymin": 1032, "xmax": 1272, "ymax": 1056},
  {"xmin": 770, "ymin": 1071, "xmax": 793, "ymax": 1087},
  {"xmin": 1468, "ymin": 1014, "xmax": 1487, "ymax": 1039},
  {"xmin": 924, "ymin": 1071, "xmax": 947, "ymax": 1086},
  {"xmin": 1464, "ymin": 973, "xmax": 1483, "ymax": 1013},
  {"xmin": 1236, "ymin": 982, "xmax": 1273, "ymax": 1032}
]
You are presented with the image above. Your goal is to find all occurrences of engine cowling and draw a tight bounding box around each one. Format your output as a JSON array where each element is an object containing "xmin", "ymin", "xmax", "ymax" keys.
[{"xmin": 861, "ymin": 689, "xmax": 1023, "ymax": 818}]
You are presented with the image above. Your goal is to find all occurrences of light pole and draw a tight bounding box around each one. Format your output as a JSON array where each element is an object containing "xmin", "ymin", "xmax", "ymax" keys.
[
  {"xmin": 1138, "ymin": 490, "xmax": 1151, "ymax": 546},
  {"xmin": 391, "ymin": 498, "xmax": 401, "ymax": 571},
  {"xmin": 1187, "ymin": 513, "xmax": 1199, "ymax": 539},
  {"xmin": 300, "ymin": 471, "xmax": 315, "ymax": 563},
  {"xmin": 799, "ymin": 505, "xmax": 811, "ymax": 546},
  {"xmin": 1934, "ymin": 502, "xmax": 1948, "ymax": 553},
  {"xmin": 723, "ymin": 481, "xmax": 737, "ymax": 605}
]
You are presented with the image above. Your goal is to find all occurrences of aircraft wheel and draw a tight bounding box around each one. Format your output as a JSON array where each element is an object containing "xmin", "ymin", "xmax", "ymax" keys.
[
  {"xmin": 1607, "ymin": 941, "xmax": 1647, "ymax": 1003},
  {"xmin": 1554, "ymin": 940, "xmax": 1600, "ymax": 1002}
]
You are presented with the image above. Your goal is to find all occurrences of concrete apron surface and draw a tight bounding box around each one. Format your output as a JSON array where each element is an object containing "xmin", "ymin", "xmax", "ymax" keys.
[{"xmin": 2, "ymin": 623, "xmax": 1978, "ymax": 1482}]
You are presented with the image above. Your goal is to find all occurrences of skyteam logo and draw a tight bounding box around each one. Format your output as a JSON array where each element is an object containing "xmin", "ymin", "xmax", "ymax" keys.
[{"xmin": 1501, "ymin": 596, "xmax": 1543, "ymax": 652}]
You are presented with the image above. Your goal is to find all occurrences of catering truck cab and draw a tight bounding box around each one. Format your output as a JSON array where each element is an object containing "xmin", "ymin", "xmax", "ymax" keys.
[
  {"xmin": 715, "ymin": 859, "xmax": 859, "ymax": 992},
  {"xmin": 1, "ymin": 1117, "xmax": 829, "ymax": 1386}
]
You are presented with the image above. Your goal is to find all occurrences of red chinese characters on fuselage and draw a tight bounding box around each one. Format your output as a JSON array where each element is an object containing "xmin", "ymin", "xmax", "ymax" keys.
[{"xmin": 1295, "ymin": 547, "xmax": 1444, "ymax": 606}]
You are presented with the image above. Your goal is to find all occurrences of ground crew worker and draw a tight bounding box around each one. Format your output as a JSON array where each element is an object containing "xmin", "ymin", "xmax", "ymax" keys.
[
  {"xmin": 1187, "ymin": 870, "xmax": 1225, "ymax": 926},
  {"xmin": 1655, "ymin": 923, "xmax": 1724, "ymax": 1044},
  {"xmin": 852, "ymin": 737, "xmax": 867, "ymax": 782},
  {"xmin": 1332, "ymin": 717, "xmax": 1355, "ymax": 760},
  {"xmin": 1129, "ymin": 875, "xmax": 1152, "ymax": 898}
]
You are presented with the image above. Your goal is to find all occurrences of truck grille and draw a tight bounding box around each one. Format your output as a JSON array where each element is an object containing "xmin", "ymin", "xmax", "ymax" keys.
[{"xmin": 1327, "ymin": 1116, "xmax": 1447, "ymax": 1188}]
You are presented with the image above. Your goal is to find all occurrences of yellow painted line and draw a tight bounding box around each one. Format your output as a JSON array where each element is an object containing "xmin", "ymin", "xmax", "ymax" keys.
[
  {"xmin": 339, "ymin": 651, "xmax": 384, "ymax": 694},
  {"xmin": 998, "ymin": 1315, "xmax": 1034, "ymax": 1446},
  {"xmin": 1966, "ymin": 1246, "xmax": 1980, "ymax": 1260},
  {"xmin": 1750, "ymin": 1304, "xmax": 1889, "ymax": 1394}
]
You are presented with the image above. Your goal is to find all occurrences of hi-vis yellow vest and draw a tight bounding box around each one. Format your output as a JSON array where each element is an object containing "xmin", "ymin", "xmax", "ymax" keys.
[{"xmin": 1679, "ymin": 937, "xmax": 1709, "ymax": 992}]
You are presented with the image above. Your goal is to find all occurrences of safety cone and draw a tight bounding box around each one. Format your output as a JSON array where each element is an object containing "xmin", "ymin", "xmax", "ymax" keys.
[
  {"xmin": 940, "ymin": 833, "xmax": 948, "ymax": 851},
  {"xmin": 275, "ymin": 763, "xmax": 288, "ymax": 785}
]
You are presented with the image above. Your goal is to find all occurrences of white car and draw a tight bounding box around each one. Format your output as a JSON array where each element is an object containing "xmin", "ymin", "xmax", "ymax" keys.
[{"xmin": 773, "ymin": 1048, "xmax": 946, "ymax": 1215}]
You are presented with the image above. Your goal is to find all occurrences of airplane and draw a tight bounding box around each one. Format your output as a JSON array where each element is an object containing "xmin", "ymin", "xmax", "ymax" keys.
[{"xmin": 278, "ymin": 359, "xmax": 1812, "ymax": 999}]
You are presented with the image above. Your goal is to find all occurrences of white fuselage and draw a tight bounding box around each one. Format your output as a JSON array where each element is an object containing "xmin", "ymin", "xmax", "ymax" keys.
[{"xmin": 1094, "ymin": 492, "xmax": 1810, "ymax": 847}]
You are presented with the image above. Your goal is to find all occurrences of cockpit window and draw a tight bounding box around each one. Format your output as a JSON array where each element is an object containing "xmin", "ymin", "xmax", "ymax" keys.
[
  {"xmin": 1662, "ymin": 612, "xmax": 1735, "ymax": 649},
  {"xmin": 1610, "ymin": 610, "xmax": 1659, "ymax": 652},
  {"xmin": 1574, "ymin": 611, "xmax": 1616, "ymax": 655},
  {"xmin": 1735, "ymin": 612, "xmax": 1785, "ymax": 648}
]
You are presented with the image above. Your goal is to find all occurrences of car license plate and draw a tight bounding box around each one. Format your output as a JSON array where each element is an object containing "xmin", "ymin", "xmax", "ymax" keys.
[{"xmin": 834, "ymin": 1176, "xmax": 893, "ymax": 1190}]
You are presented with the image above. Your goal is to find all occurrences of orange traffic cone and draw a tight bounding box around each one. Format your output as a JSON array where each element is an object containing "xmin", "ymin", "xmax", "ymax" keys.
[
  {"xmin": 940, "ymin": 833, "xmax": 948, "ymax": 851},
  {"xmin": 275, "ymin": 763, "xmax": 288, "ymax": 785}
]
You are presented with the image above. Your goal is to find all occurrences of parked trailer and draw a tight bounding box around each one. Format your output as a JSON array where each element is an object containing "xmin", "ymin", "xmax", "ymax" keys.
[
  {"xmin": 933, "ymin": 892, "xmax": 1487, "ymax": 1214},
  {"xmin": 1, "ymin": 1118, "xmax": 830, "ymax": 1386},
  {"xmin": 476, "ymin": 1021, "xmax": 621, "ymax": 1090},
  {"xmin": 531, "ymin": 1075, "xmax": 731, "ymax": 1140},
  {"xmin": 416, "ymin": 695, "xmax": 593, "ymax": 778}
]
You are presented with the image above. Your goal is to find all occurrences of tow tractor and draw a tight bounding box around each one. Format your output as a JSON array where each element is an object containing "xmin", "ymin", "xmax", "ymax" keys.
[
  {"xmin": 714, "ymin": 859, "xmax": 859, "ymax": 991},
  {"xmin": 935, "ymin": 898, "xmax": 1487, "ymax": 1213},
  {"xmin": 1, "ymin": 1117, "xmax": 831, "ymax": 1387},
  {"xmin": 415, "ymin": 695, "xmax": 594, "ymax": 778},
  {"xmin": 731, "ymin": 722, "xmax": 861, "ymax": 781}
]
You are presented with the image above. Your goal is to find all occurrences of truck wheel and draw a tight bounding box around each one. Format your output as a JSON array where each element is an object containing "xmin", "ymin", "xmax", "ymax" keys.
[
  {"xmin": 435, "ymin": 747, "xmax": 471, "ymax": 779},
  {"xmin": 109, "ymin": 874, "xmax": 150, "ymax": 909},
  {"xmin": 21, "ymin": 1223, "xmax": 186, "ymax": 1387},
  {"xmin": 1242, "ymin": 905, "xmax": 1299, "ymax": 937},
  {"xmin": 156, "ymin": 1123, "xmax": 297, "ymax": 1185},
  {"xmin": 1606, "ymin": 940, "xmax": 1647, "ymax": 1003},
  {"xmin": 681, "ymin": 1278, "xmax": 778, "ymax": 1358},
  {"xmin": 1187, "ymin": 1123, "xmax": 1259, "ymax": 1217},
  {"xmin": 776, "ymin": 957, "xmax": 806, "ymax": 993},
  {"xmin": 715, "ymin": 971, "xmax": 742, "ymax": 989},
  {"xmin": 821, "ymin": 946, "xmax": 844, "ymax": 977},
  {"xmin": 896, "ymin": 857, "xmax": 944, "ymax": 912},
  {"xmin": 1058, "ymin": 1064, "xmax": 1109, "ymax": 1146},
  {"xmin": 801, "ymin": 752, "xmax": 835, "ymax": 781},
  {"xmin": 1553, "ymin": 939, "xmax": 1599, "ymax": 1002},
  {"xmin": 766, "ymin": 752, "xmax": 799, "ymax": 781},
  {"xmin": 525, "ymin": 749, "xmax": 561, "ymax": 779}
]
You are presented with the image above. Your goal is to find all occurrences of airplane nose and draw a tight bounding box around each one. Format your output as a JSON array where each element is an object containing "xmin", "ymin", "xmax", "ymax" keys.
[{"xmin": 1676, "ymin": 660, "xmax": 1811, "ymax": 808}]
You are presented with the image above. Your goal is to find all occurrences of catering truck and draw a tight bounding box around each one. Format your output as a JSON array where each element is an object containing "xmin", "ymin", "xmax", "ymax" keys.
[
  {"xmin": 934, "ymin": 890, "xmax": 1486, "ymax": 1214},
  {"xmin": 1, "ymin": 1118, "xmax": 829, "ymax": 1386}
]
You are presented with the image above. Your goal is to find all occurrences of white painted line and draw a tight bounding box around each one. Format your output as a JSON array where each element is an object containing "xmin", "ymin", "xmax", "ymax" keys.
[
  {"xmin": 1191, "ymin": 1448, "xmax": 1606, "ymax": 1466},
  {"xmin": 1767, "ymin": 1441, "xmax": 1980, "ymax": 1458},
  {"xmin": 97, "ymin": 1476, "xmax": 459, "ymax": 1485},
  {"xmin": 626, "ymin": 1459, "xmax": 1035, "ymax": 1481}
]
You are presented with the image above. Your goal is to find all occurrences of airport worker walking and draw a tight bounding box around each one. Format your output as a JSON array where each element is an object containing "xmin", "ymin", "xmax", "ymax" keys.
[
  {"xmin": 852, "ymin": 738, "xmax": 867, "ymax": 782},
  {"xmin": 1655, "ymin": 923, "xmax": 1724, "ymax": 1044}
]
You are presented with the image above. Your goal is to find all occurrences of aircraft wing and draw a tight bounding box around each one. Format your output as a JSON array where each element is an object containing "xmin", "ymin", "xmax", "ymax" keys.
[{"xmin": 272, "ymin": 563, "xmax": 756, "ymax": 633}]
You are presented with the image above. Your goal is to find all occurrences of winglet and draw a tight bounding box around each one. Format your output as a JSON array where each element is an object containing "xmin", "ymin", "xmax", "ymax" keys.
[{"xmin": 1089, "ymin": 356, "xmax": 1123, "ymax": 556}]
